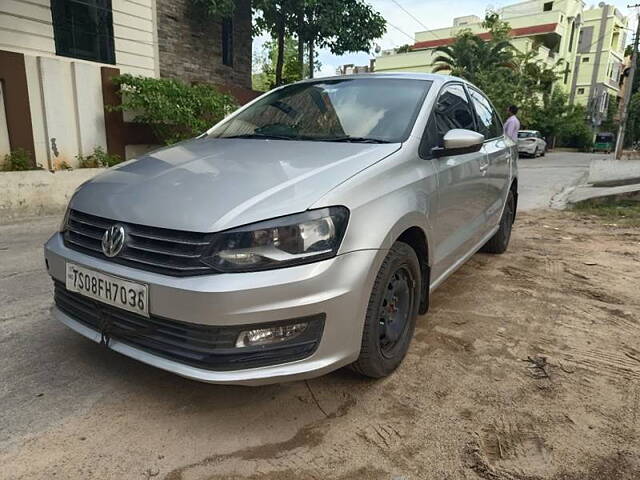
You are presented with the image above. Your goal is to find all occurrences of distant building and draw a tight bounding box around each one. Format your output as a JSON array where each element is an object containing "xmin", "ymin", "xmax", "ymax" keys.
[
  {"xmin": 375, "ymin": 0, "xmax": 628, "ymax": 127},
  {"xmin": 336, "ymin": 61, "xmax": 375, "ymax": 75},
  {"xmin": 0, "ymin": 0, "xmax": 255, "ymax": 170}
]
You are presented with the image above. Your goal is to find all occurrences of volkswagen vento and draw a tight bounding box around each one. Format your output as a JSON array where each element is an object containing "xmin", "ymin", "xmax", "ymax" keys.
[{"xmin": 45, "ymin": 73, "xmax": 518, "ymax": 385}]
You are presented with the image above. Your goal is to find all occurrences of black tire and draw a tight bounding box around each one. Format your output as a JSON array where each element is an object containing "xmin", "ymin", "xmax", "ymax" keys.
[
  {"xmin": 540, "ymin": 148, "xmax": 546, "ymax": 157},
  {"xmin": 351, "ymin": 242, "xmax": 421, "ymax": 378},
  {"xmin": 481, "ymin": 190, "xmax": 516, "ymax": 254}
]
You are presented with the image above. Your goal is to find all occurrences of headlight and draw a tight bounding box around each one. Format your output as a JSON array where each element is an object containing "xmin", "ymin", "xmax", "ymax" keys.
[
  {"xmin": 201, "ymin": 206, "xmax": 349, "ymax": 272},
  {"xmin": 59, "ymin": 206, "xmax": 70, "ymax": 233}
]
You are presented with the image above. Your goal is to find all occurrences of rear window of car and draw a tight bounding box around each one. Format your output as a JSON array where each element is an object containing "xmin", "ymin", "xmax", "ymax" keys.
[{"xmin": 518, "ymin": 131, "xmax": 537, "ymax": 138}]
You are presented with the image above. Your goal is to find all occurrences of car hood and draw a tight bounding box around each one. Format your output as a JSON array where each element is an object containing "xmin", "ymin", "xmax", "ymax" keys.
[{"xmin": 71, "ymin": 137, "xmax": 400, "ymax": 232}]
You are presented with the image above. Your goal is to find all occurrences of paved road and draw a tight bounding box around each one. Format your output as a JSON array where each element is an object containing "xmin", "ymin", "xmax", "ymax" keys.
[
  {"xmin": 0, "ymin": 152, "xmax": 599, "ymax": 478},
  {"xmin": 517, "ymin": 151, "xmax": 606, "ymax": 210}
]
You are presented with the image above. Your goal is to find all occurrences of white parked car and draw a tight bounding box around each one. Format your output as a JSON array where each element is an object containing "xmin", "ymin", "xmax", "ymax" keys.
[{"xmin": 517, "ymin": 130, "xmax": 547, "ymax": 157}]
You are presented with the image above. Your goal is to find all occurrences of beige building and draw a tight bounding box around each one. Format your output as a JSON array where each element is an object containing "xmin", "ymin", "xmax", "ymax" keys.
[
  {"xmin": 375, "ymin": 0, "xmax": 628, "ymax": 127},
  {"xmin": 0, "ymin": 0, "xmax": 253, "ymax": 170}
]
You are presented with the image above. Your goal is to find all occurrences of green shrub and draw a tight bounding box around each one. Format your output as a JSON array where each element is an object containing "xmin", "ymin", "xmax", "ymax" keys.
[
  {"xmin": 2, "ymin": 148, "xmax": 36, "ymax": 171},
  {"xmin": 111, "ymin": 74, "xmax": 238, "ymax": 145},
  {"xmin": 558, "ymin": 121, "xmax": 594, "ymax": 152},
  {"xmin": 76, "ymin": 146, "xmax": 122, "ymax": 168}
]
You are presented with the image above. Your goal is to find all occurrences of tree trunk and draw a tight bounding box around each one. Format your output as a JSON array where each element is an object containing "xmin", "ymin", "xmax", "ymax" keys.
[
  {"xmin": 308, "ymin": 40, "xmax": 314, "ymax": 79},
  {"xmin": 297, "ymin": 9, "xmax": 304, "ymax": 79},
  {"xmin": 275, "ymin": 14, "xmax": 285, "ymax": 86}
]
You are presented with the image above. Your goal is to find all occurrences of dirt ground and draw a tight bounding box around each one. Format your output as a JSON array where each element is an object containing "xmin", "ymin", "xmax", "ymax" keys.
[{"xmin": 2, "ymin": 208, "xmax": 640, "ymax": 480}]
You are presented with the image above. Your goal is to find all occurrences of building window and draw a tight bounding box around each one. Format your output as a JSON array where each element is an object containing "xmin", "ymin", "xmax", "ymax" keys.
[
  {"xmin": 222, "ymin": 18, "xmax": 233, "ymax": 67},
  {"xmin": 600, "ymin": 91, "xmax": 609, "ymax": 113},
  {"xmin": 612, "ymin": 30, "xmax": 620, "ymax": 49},
  {"xmin": 568, "ymin": 21, "xmax": 576, "ymax": 52},
  {"xmin": 543, "ymin": 2, "xmax": 553, "ymax": 12},
  {"xmin": 51, "ymin": 0, "xmax": 115, "ymax": 64},
  {"xmin": 577, "ymin": 88, "xmax": 585, "ymax": 95},
  {"xmin": 610, "ymin": 62, "xmax": 620, "ymax": 82},
  {"xmin": 582, "ymin": 57, "xmax": 589, "ymax": 62}
]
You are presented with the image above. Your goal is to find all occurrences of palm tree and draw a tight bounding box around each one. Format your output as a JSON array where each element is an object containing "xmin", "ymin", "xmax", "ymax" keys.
[
  {"xmin": 432, "ymin": 30, "xmax": 514, "ymax": 82},
  {"xmin": 432, "ymin": 31, "xmax": 481, "ymax": 80}
]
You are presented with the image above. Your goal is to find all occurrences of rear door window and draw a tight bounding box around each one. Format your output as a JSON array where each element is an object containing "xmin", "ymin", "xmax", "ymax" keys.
[{"xmin": 468, "ymin": 88, "xmax": 503, "ymax": 140}]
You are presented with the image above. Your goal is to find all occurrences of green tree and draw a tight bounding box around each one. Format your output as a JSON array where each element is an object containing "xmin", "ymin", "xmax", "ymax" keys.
[
  {"xmin": 600, "ymin": 98, "xmax": 619, "ymax": 133},
  {"xmin": 477, "ymin": 49, "xmax": 563, "ymax": 125},
  {"xmin": 295, "ymin": 0, "xmax": 386, "ymax": 79},
  {"xmin": 432, "ymin": 17, "xmax": 514, "ymax": 84},
  {"xmin": 558, "ymin": 104, "xmax": 593, "ymax": 151},
  {"xmin": 252, "ymin": 36, "xmax": 320, "ymax": 91},
  {"xmin": 193, "ymin": 0, "xmax": 385, "ymax": 86},
  {"xmin": 529, "ymin": 90, "xmax": 586, "ymax": 148},
  {"xmin": 625, "ymin": 91, "xmax": 640, "ymax": 146}
]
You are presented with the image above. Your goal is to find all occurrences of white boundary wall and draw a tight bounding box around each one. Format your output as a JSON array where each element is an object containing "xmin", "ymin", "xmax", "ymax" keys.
[{"xmin": 0, "ymin": 169, "xmax": 104, "ymax": 221}]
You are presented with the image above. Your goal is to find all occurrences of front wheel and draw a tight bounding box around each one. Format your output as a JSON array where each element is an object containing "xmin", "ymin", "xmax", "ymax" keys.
[
  {"xmin": 351, "ymin": 242, "xmax": 421, "ymax": 378},
  {"xmin": 481, "ymin": 190, "xmax": 515, "ymax": 254}
]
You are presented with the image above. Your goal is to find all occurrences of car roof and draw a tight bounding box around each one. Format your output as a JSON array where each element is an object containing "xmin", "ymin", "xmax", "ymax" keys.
[
  {"xmin": 519, "ymin": 130, "xmax": 539, "ymax": 133},
  {"xmin": 294, "ymin": 72, "xmax": 468, "ymax": 87}
]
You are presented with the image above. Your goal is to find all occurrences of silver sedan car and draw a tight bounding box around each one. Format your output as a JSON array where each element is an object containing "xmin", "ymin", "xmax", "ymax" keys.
[{"xmin": 45, "ymin": 73, "xmax": 518, "ymax": 385}]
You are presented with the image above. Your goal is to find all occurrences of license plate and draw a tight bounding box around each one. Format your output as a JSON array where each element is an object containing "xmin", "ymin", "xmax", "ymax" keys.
[{"xmin": 65, "ymin": 263, "xmax": 149, "ymax": 317}]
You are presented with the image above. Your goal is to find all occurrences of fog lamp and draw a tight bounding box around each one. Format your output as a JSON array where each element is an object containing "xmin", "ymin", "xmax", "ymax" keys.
[{"xmin": 235, "ymin": 322, "xmax": 308, "ymax": 348}]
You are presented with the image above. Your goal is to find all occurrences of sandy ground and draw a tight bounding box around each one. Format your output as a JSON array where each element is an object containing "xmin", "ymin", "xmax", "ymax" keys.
[{"xmin": 1, "ymin": 207, "xmax": 639, "ymax": 480}]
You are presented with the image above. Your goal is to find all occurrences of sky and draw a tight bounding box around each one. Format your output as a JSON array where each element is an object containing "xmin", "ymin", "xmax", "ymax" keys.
[{"xmin": 252, "ymin": 0, "xmax": 638, "ymax": 78}]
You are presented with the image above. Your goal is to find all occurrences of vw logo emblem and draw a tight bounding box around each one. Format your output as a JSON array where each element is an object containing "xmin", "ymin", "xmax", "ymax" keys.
[{"xmin": 102, "ymin": 224, "xmax": 126, "ymax": 258}]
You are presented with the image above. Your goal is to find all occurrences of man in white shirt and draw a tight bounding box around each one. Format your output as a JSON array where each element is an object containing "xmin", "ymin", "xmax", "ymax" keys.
[{"xmin": 503, "ymin": 105, "xmax": 520, "ymax": 142}]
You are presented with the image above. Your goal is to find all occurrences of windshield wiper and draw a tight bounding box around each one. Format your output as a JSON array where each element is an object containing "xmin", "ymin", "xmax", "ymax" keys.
[
  {"xmin": 221, "ymin": 134, "xmax": 392, "ymax": 143},
  {"xmin": 316, "ymin": 136, "xmax": 392, "ymax": 144},
  {"xmin": 222, "ymin": 133, "xmax": 297, "ymax": 141}
]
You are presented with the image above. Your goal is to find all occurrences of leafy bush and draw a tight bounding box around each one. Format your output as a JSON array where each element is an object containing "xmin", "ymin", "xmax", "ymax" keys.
[
  {"xmin": 76, "ymin": 146, "xmax": 122, "ymax": 168},
  {"xmin": 2, "ymin": 148, "xmax": 36, "ymax": 171},
  {"xmin": 111, "ymin": 74, "xmax": 237, "ymax": 145},
  {"xmin": 558, "ymin": 110, "xmax": 594, "ymax": 152}
]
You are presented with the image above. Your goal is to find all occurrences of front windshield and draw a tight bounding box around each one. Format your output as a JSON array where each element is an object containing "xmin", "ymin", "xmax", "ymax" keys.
[
  {"xmin": 208, "ymin": 78, "xmax": 432, "ymax": 143},
  {"xmin": 596, "ymin": 134, "xmax": 612, "ymax": 142}
]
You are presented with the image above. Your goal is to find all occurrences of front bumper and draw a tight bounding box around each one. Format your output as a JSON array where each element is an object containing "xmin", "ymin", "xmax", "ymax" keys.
[{"xmin": 45, "ymin": 233, "xmax": 382, "ymax": 385}]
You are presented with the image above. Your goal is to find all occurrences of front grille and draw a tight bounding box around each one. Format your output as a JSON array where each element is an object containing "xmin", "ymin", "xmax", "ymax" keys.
[
  {"xmin": 54, "ymin": 280, "xmax": 325, "ymax": 371},
  {"xmin": 63, "ymin": 209, "xmax": 215, "ymax": 276}
]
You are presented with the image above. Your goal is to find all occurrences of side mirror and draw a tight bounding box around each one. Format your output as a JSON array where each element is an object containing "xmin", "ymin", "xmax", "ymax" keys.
[{"xmin": 432, "ymin": 129, "xmax": 485, "ymax": 158}]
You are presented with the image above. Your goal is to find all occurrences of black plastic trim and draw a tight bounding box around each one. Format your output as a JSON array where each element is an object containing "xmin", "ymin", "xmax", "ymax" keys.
[{"xmin": 54, "ymin": 280, "xmax": 325, "ymax": 371}]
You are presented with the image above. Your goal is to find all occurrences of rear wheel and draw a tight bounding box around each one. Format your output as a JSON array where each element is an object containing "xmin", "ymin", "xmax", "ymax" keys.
[
  {"xmin": 481, "ymin": 190, "xmax": 515, "ymax": 254},
  {"xmin": 351, "ymin": 242, "xmax": 421, "ymax": 378}
]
